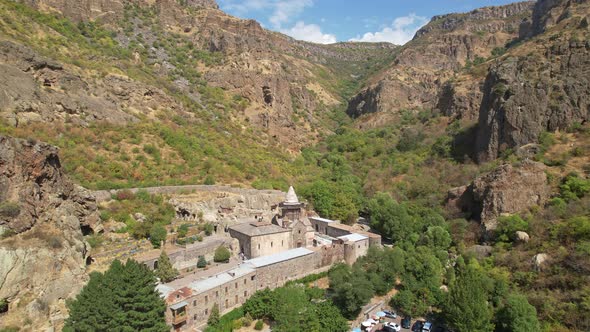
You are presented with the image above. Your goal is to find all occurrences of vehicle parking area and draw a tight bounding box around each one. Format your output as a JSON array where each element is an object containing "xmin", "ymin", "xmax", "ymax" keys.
[{"xmin": 357, "ymin": 309, "xmax": 443, "ymax": 332}]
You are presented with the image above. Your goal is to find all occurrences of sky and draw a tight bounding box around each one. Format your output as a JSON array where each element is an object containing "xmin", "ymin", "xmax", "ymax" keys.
[{"xmin": 217, "ymin": 0, "xmax": 522, "ymax": 45}]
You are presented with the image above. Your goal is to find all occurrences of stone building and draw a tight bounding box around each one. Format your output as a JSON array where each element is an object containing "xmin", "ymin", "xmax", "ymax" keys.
[
  {"xmin": 309, "ymin": 216, "xmax": 382, "ymax": 247},
  {"xmin": 158, "ymin": 247, "xmax": 322, "ymax": 330},
  {"xmin": 273, "ymin": 186, "xmax": 315, "ymax": 248},
  {"xmin": 158, "ymin": 186, "xmax": 382, "ymax": 331},
  {"xmin": 228, "ymin": 222, "xmax": 292, "ymax": 258},
  {"xmin": 338, "ymin": 233, "xmax": 369, "ymax": 264}
]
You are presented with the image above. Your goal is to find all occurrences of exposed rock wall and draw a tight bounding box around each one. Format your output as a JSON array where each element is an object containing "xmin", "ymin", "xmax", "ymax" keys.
[
  {"xmin": 0, "ymin": 136, "xmax": 100, "ymax": 331},
  {"xmin": 347, "ymin": 2, "xmax": 534, "ymax": 124},
  {"xmin": 475, "ymin": 0, "xmax": 590, "ymax": 161}
]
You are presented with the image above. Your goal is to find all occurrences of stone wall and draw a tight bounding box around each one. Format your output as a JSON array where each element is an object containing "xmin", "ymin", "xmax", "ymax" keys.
[
  {"xmin": 249, "ymin": 232, "xmax": 292, "ymax": 258},
  {"xmin": 165, "ymin": 245, "xmax": 348, "ymax": 330}
]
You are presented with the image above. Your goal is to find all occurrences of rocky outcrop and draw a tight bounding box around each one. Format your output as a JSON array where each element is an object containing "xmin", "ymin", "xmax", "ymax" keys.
[
  {"xmin": 347, "ymin": 2, "xmax": 534, "ymax": 124},
  {"xmin": 0, "ymin": 40, "xmax": 187, "ymax": 127},
  {"xmin": 448, "ymin": 161, "xmax": 550, "ymax": 230},
  {"xmin": 0, "ymin": 136, "xmax": 100, "ymax": 330},
  {"xmin": 475, "ymin": 0, "xmax": 590, "ymax": 162}
]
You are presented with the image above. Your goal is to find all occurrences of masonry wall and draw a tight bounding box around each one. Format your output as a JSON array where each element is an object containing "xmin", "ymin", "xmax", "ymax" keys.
[
  {"xmin": 249, "ymin": 232, "xmax": 292, "ymax": 258},
  {"xmin": 310, "ymin": 219, "xmax": 332, "ymax": 235},
  {"xmin": 343, "ymin": 238, "xmax": 369, "ymax": 264}
]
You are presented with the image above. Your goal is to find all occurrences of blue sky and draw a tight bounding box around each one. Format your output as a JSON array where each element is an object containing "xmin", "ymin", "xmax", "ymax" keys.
[{"xmin": 217, "ymin": 0, "xmax": 522, "ymax": 44}]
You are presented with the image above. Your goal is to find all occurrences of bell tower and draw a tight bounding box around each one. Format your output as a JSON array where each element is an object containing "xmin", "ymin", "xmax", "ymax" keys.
[{"xmin": 278, "ymin": 186, "xmax": 304, "ymax": 227}]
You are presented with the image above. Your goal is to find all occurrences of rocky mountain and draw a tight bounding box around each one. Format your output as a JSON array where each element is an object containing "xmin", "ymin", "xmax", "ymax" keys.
[
  {"xmin": 475, "ymin": 0, "xmax": 590, "ymax": 161},
  {"xmin": 347, "ymin": 1, "xmax": 534, "ymax": 126},
  {"xmin": 9, "ymin": 0, "xmax": 397, "ymax": 151},
  {"xmin": 0, "ymin": 136, "xmax": 100, "ymax": 331}
]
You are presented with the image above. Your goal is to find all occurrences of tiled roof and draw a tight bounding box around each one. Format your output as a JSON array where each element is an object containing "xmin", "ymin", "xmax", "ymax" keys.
[{"xmin": 229, "ymin": 222, "xmax": 290, "ymax": 236}]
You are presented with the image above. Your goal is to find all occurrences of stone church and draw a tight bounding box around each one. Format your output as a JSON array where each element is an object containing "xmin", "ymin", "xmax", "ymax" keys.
[{"xmin": 228, "ymin": 186, "xmax": 314, "ymax": 258}]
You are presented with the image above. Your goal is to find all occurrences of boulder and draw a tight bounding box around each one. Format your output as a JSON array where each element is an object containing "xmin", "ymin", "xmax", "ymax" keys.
[
  {"xmin": 515, "ymin": 231, "xmax": 530, "ymax": 243},
  {"xmin": 467, "ymin": 245, "xmax": 493, "ymax": 259},
  {"xmin": 532, "ymin": 253, "xmax": 550, "ymax": 271}
]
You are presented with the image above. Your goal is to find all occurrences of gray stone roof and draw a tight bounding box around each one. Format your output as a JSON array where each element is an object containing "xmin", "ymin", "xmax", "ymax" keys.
[{"xmin": 229, "ymin": 222, "xmax": 290, "ymax": 237}]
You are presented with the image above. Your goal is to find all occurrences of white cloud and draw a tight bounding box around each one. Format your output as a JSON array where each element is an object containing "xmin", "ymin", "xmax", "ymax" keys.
[
  {"xmin": 281, "ymin": 21, "xmax": 337, "ymax": 44},
  {"xmin": 220, "ymin": 0, "xmax": 313, "ymax": 28},
  {"xmin": 350, "ymin": 14, "xmax": 428, "ymax": 45}
]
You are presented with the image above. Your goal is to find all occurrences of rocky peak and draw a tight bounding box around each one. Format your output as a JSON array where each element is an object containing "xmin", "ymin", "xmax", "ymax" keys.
[{"xmin": 416, "ymin": 1, "xmax": 535, "ymax": 38}]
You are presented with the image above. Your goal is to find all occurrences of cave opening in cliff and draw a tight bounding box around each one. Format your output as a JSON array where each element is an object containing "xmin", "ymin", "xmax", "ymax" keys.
[
  {"xmin": 85, "ymin": 256, "xmax": 94, "ymax": 266},
  {"xmin": 81, "ymin": 225, "xmax": 94, "ymax": 236}
]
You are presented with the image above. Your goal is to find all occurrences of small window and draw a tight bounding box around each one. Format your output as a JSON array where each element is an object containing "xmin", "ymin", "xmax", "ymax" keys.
[
  {"xmin": 235, "ymin": 295, "xmax": 238, "ymax": 304},
  {"xmin": 258, "ymin": 244, "xmax": 260, "ymax": 250},
  {"xmin": 235, "ymin": 282, "xmax": 238, "ymax": 289},
  {"xmin": 282, "ymin": 240, "xmax": 284, "ymax": 246},
  {"xmin": 205, "ymin": 295, "xmax": 208, "ymax": 303},
  {"xmin": 271, "ymin": 242, "xmax": 273, "ymax": 248},
  {"xmin": 358, "ymin": 245, "xmax": 360, "ymax": 249},
  {"xmin": 193, "ymin": 300, "xmax": 196, "ymax": 306},
  {"xmin": 225, "ymin": 299, "xmax": 229, "ymax": 308},
  {"xmin": 244, "ymin": 279, "xmax": 247, "ymax": 285},
  {"xmin": 251, "ymin": 275, "xmax": 256, "ymax": 281},
  {"xmin": 298, "ymin": 230, "xmax": 301, "ymax": 234},
  {"xmin": 225, "ymin": 287, "xmax": 228, "ymax": 294},
  {"xmin": 244, "ymin": 290, "xmax": 248, "ymax": 297},
  {"xmin": 176, "ymin": 294, "xmax": 180, "ymax": 299},
  {"xmin": 216, "ymin": 291, "xmax": 219, "ymax": 297},
  {"xmin": 205, "ymin": 308, "xmax": 208, "ymax": 315},
  {"xmin": 194, "ymin": 314, "xmax": 197, "ymax": 320}
]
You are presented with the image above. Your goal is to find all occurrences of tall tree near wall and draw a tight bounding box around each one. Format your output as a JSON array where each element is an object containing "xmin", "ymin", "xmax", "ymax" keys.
[
  {"xmin": 64, "ymin": 259, "xmax": 168, "ymax": 332},
  {"xmin": 155, "ymin": 250, "xmax": 179, "ymax": 282}
]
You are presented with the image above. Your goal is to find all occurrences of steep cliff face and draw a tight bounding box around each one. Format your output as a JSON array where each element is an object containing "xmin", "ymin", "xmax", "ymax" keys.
[
  {"xmin": 347, "ymin": 1, "xmax": 534, "ymax": 126},
  {"xmin": 0, "ymin": 136, "xmax": 100, "ymax": 331},
  {"xmin": 475, "ymin": 0, "xmax": 590, "ymax": 162}
]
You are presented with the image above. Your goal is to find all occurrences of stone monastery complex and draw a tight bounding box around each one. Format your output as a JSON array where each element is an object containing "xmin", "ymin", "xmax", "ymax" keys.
[{"xmin": 152, "ymin": 187, "xmax": 381, "ymax": 330}]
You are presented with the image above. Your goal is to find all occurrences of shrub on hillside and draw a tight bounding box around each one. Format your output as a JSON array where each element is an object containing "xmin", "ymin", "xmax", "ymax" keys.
[
  {"xmin": 213, "ymin": 246, "xmax": 230, "ymax": 263},
  {"xmin": 254, "ymin": 320, "xmax": 264, "ymax": 330}
]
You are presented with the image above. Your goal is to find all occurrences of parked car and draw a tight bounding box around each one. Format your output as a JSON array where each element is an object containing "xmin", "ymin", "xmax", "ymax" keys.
[
  {"xmin": 384, "ymin": 322, "xmax": 401, "ymax": 332},
  {"xmin": 422, "ymin": 322, "xmax": 432, "ymax": 332},
  {"xmin": 383, "ymin": 310, "xmax": 397, "ymax": 319},
  {"xmin": 412, "ymin": 320, "xmax": 424, "ymax": 332},
  {"xmin": 401, "ymin": 316, "xmax": 412, "ymax": 329},
  {"xmin": 381, "ymin": 325, "xmax": 396, "ymax": 332}
]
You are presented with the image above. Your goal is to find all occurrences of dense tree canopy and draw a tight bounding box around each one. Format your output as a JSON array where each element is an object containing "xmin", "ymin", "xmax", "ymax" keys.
[
  {"xmin": 444, "ymin": 261, "xmax": 494, "ymax": 332},
  {"xmin": 64, "ymin": 259, "xmax": 168, "ymax": 332},
  {"xmin": 495, "ymin": 294, "xmax": 540, "ymax": 332}
]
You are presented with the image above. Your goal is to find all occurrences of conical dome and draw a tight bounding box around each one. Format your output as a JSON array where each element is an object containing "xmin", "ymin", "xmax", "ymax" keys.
[{"xmin": 285, "ymin": 186, "xmax": 299, "ymax": 204}]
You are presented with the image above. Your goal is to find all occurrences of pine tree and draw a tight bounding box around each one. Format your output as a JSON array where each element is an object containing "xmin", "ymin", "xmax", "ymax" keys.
[
  {"xmin": 64, "ymin": 259, "xmax": 169, "ymax": 332},
  {"xmin": 155, "ymin": 250, "xmax": 179, "ymax": 282},
  {"xmin": 208, "ymin": 303, "xmax": 220, "ymax": 326}
]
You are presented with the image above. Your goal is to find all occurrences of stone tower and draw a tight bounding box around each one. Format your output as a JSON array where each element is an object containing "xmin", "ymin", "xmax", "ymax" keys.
[{"xmin": 278, "ymin": 186, "xmax": 304, "ymax": 227}]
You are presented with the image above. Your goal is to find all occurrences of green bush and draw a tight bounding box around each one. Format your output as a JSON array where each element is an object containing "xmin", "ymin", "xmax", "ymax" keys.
[
  {"xmin": 254, "ymin": 320, "xmax": 264, "ymax": 330},
  {"xmin": 496, "ymin": 215, "xmax": 529, "ymax": 243},
  {"xmin": 177, "ymin": 224, "xmax": 189, "ymax": 238},
  {"xmin": 150, "ymin": 224, "xmax": 167, "ymax": 248},
  {"xmin": 0, "ymin": 202, "xmax": 21, "ymax": 218},
  {"xmin": 560, "ymin": 173, "xmax": 590, "ymax": 201},
  {"xmin": 197, "ymin": 255, "xmax": 207, "ymax": 268},
  {"xmin": 213, "ymin": 246, "xmax": 230, "ymax": 263}
]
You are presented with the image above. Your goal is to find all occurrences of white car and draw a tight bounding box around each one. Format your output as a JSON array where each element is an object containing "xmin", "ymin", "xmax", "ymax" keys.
[{"xmin": 384, "ymin": 322, "xmax": 401, "ymax": 332}]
